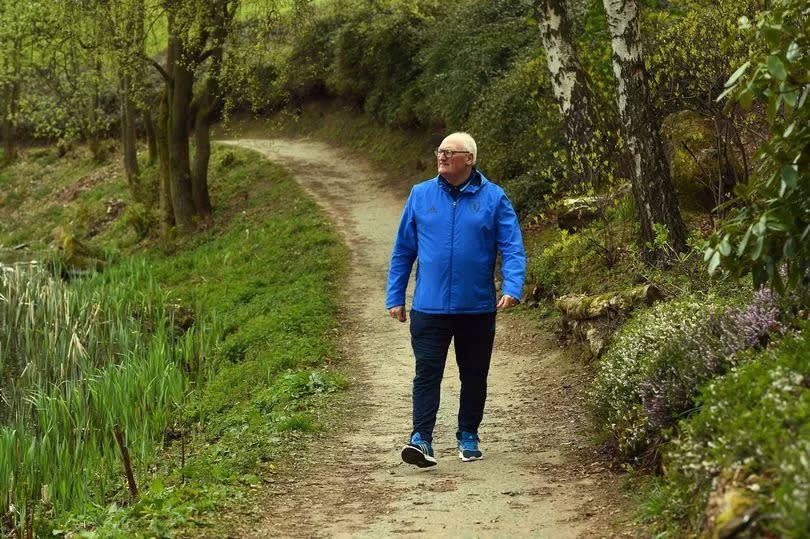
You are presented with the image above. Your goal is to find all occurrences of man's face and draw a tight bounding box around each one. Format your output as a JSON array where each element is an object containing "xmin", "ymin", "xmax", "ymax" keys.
[{"xmin": 437, "ymin": 136, "xmax": 474, "ymax": 181}]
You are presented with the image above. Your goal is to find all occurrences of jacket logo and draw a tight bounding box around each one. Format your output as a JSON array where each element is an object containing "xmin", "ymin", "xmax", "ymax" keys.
[
  {"xmin": 427, "ymin": 206, "xmax": 438, "ymax": 214},
  {"xmin": 471, "ymin": 202, "xmax": 481, "ymax": 213}
]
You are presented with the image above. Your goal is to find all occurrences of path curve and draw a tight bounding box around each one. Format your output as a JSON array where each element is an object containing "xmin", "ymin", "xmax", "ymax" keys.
[{"xmin": 220, "ymin": 138, "xmax": 628, "ymax": 538}]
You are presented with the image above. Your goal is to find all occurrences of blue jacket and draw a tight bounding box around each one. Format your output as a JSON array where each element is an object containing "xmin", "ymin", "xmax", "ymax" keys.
[{"xmin": 386, "ymin": 170, "xmax": 526, "ymax": 314}]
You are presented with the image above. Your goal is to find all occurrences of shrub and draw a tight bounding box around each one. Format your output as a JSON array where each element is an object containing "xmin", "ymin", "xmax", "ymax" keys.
[
  {"xmin": 467, "ymin": 53, "xmax": 561, "ymax": 213},
  {"xmin": 322, "ymin": 1, "xmax": 436, "ymax": 126},
  {"xmin": 705, "ymin": 0, "xmax": 810, "ymax": 293},
  {"xmin": 413, "ymin": 0, "xmax": 538, "ymax": 129},
  {"xmin": 657, "ymin": 326, "xmax": 810, "ymax": 535},
  {"xmin": 645, "ymin": 0, "xmax": 767, "ymax": 117},
  {"xmin": 591, "ymin": 289, "xmax": 789, "ymax": 461}
]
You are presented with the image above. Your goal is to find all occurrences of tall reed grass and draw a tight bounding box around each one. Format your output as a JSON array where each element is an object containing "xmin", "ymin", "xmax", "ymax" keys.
[{"xmin": 0, "ymin": 260, "xmax": 216, "ymax": 535}]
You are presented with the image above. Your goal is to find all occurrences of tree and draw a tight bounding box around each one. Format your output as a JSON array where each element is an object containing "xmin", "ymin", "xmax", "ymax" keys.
[
  {"xmin": 0, "ymin": 1, "xmax": 50, "ymax": 165},
  {"xmin": 602, "ymin": 0, "xmax": 687, "ymax": 264},
  {"xmin": 706, "ymin": 0, "xmax": 810, "ymax": 293},
  {"xmin": 533, "ymin": 0, "xmax": 601, "ymax": 186}
]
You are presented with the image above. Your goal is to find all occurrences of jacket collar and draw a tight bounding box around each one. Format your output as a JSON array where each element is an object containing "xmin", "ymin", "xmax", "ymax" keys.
[{"xmin": 436, "ymin": 168, "xmax": 486, "ymax": 195}]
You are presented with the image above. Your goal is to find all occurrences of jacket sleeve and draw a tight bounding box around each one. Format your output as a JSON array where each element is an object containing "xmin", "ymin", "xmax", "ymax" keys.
[
  {"xmin": 496, "ymin": 192, "xmax": 526, "ymax": 301},
  {"xmin": 386, "ymin": 189, "xmax": 418, "ymax": 309}
]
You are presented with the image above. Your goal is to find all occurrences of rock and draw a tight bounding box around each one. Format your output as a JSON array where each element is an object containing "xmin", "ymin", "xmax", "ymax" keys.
[
  {"xmin": 564, "ymin": 319, "xmax": 614, "ymax": 359},
  {"xmin": 555, "ymin": 284, "xmax": 662, "ymax": 321},
  {"xmin": 556, "ymin": 197, "xmax": 600, "ymax": 231},
  {"xmin": 555, "ymin": 183, "xmax": 631, "ymax": 232},
  {"xmin": 62, "ymin": 234, "xmax": 105, "ymax": 273},
  {"xmin": 660, "ymin": 110, "xmax": 743, "ymax": 212},
  {"xmin": 704, "ymin": 468, "xmax": 760, "ymax": 538}
]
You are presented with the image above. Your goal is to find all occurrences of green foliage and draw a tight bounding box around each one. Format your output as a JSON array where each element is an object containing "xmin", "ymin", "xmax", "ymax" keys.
[
  {"xmin": 0, "ymin": 144, "xmax": 347, "ymax": 536},
  {"xmin": 467, "ymin": 53, "xmax": 561, "ymax": 214},
  {"xmin": 121, "ymin": 203, "xmax": 153, "ymax": 241},
  {"xmin": 413, "ymin": 0, "xmax": 537, "ymax": 129},
  {"xmin": 325, "ymin": 1, "xmax": 436, "ymax": 126},
  {"xmin": 590, "ymin": 296, "xmax": 729, "ymax": 459},
  {"xmin": 706, "ymin": 0, "xmax": 810, "ymax": 293},
  {"xmin": 654, "ymin": 326, "xmax": 810, "ymax": 536},
  {"xmin": 646, "ymin": 0, "xmax": 767, "ymax": 116},
  {"xmin": 0, "ymin": 260, "xmax": 200, "ymax": 535}
]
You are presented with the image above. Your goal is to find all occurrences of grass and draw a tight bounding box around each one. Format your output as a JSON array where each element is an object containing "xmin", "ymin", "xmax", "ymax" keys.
[{"xmin": 0, "ymin": 142, "xmax": 347, "ymax": 536}]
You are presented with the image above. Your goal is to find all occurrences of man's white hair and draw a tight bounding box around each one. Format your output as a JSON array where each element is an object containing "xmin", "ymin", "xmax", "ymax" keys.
[{"xmin": 445, "ymin": 132, "xmax": 477, "ymax": 164}]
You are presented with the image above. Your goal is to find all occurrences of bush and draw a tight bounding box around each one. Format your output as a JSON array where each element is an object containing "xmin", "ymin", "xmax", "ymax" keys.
[
  {"xmin": 413, "ymin": 0, "xmax": 538, "ymax": 129},
  {"xmin": 645, "ymin": 0, "xmax": 767, "ymax": 117},
  {"xmin": 657, "ymin": 325, "xmax": 810, "ymax": 536},
  {"xmin": 590, "ymin": 290, "xmax": 788, "ymax": 461},
  {"xmin": 467, "ymin": 53, "xmax": 561, "ymax": 213},
  {"xmin": 321, "ymin": 1, "xmax": 436, "ymax": 126},
  {"xmin": 705, "ymin": 0, "xmax": 810, "ymax": 293}
]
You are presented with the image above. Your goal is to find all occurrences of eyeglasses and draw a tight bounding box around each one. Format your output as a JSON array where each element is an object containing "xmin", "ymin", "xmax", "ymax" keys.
[{"xmin": 435, "ymin": 148, "xmax": 471, "ymax": 158}]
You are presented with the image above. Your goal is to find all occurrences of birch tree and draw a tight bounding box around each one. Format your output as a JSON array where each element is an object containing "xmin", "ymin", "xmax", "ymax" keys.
[
  {"xmin": 603, "ymin": 0, "xmax": 687, "ymax": 263},
  {"xmin": 534, "ymin": 0, "xmax": 600, "ymax": 185}
]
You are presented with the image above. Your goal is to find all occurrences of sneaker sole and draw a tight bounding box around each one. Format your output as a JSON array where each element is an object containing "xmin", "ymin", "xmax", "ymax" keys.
[
  {"xmin": 401, "ymin": 445, "xmax": 437, "ymax": 468},
  {"xmin": 458, "ymin": 451, "xmax": 484, "ymax": 462}
]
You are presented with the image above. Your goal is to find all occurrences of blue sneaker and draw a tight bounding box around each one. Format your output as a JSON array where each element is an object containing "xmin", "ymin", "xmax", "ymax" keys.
[
  {"xmin": 401, "ymin": 432, "xmax": 437, "ymax": 468},
  {"xmin": 457, "ymin": 431, "xmax": 483, "ymax": 462}
]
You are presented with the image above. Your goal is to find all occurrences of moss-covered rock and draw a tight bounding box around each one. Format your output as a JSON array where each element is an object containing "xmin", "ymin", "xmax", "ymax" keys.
[
  {"xmin": 660, "ymin": 110, "xmax": 742, "ymax": 212},
  {"xmin": 62, "ymin": 234, "xmax": 105, "ymax": 272}
]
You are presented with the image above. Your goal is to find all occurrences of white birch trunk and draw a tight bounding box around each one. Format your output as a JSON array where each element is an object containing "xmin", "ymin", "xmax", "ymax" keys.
[
  {"xmin": 603, "ymin": 0, "xmax": 686, "ymax": 263},
  {"xmin": 535, "ymin": 0, "xmax": 600, "ymax": 185}
]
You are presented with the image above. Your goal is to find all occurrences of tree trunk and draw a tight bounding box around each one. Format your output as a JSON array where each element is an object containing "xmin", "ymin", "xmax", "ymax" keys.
[
  {"xmin": 143, "ymin": 107, "xmax": 158, "ymax": 164},
  {"xmin": 602, "ymin": 0, "xmax": 686, "ymax": 264},
  {"xmin": 121, "ymin": 75, "xmax": 140, "ymax": 199},
  {"xmin": 2, "ymin": 40, "xmax": 22, "ymax": 166},
  {"xmin": 192, "ymin": 75, "xmax": 216, "ymax": 218},
  {"xmin": 1, "ymin": 105, "xmax": 15, "ymax": 166},
  {"xmin": 167, "ymin": 34, "xmax": 196, "ymax": 229},
  {"xmin": 157, "ymin": 88, "xmax": 174, "ymax": 235},
  {"xmin": 535, "ymin": 0, "xmax": 600, "ymax": 186}
]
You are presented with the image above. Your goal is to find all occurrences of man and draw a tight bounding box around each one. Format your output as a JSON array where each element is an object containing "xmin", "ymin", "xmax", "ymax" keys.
[{"xmin": 386, "ymin": 132, "xmax": 525, "ymax": 468}]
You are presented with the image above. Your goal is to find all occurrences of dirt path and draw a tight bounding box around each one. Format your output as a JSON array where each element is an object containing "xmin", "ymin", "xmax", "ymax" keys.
[{"xmin": 220, "ymin": 138, "xmax": 632, "ymax": 538}]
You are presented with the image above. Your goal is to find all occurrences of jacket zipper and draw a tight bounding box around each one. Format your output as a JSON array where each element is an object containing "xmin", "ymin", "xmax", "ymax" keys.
[{"xmin": 447, "ymin": 197, "xmax": 457, "ymax": 312}]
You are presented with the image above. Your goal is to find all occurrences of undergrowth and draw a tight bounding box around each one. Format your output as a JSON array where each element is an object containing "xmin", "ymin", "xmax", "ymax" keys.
[{"xmin": 0, "ymin": 143, "xmax": 348, "ymax": 536}]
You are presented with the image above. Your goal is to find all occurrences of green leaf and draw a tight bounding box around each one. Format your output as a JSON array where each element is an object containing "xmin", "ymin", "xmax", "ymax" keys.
[
  {"xmin": 752, "ymin": 234, "xmax": 765, "ymax": 260},
  {"xmin": 738, "ymin": 87, "xmax": 754, "ymax": 110},
  {"xmin": 767, "ymin": 93, "xmax": 782, "ymax": 122},
  {"xmin": 784, "ymin": 121, "xmax": 796, "ymax": 138},
  {"xmin": 781, "ymin": 164, "xmax": 798, "ymax": 189},
  {"xmin": 767, "ymin": 55, "xmax": 787, "ymax": 81},
  {"xmin": 783, "ymin": 237, "xmax": 795, "ymax": 257},
  {"xmin": 786, "ymin": 41, "xmax": 800, "ymax": 61},
  {"xmin": 799, "ymin": 86, "xmax": 809, "ymax": 109},
  {"xmin": 724, "ymin": 60, "xmax": 750, "ymax": 88},
  {"xmin": 708, "ymin": 250, "xmax": 721, "ymax": 274},
  {"xmin": 719, "ymin": 235, "xmax": 731, "ymax": 256},
  {"xmin": 737, "ymin": 226, "xmax": 753, "ymax": 257},
  {"xmin": 782, "ymin": 82, "xmax": 798, "ymax": 109}
]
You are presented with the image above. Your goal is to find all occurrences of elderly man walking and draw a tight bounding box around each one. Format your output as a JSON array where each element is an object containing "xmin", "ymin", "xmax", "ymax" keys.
[{"xmin": 386, "ymin": 132, "xmax": 525, "ymax": 467}]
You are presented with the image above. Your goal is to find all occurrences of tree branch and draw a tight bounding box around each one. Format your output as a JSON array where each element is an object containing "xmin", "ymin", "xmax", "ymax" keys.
[{"xmin": 143, "ymin": 54, "xmax": 171, "ymax": 83}]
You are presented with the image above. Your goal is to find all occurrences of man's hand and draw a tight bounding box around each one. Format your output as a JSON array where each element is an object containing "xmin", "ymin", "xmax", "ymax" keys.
[
  {"xmin": 389, "ymin": 305, "xmax": 407, "ymax": 322},
  {"xmin": 496, "ymin": 294, "xmax": 519, "ymax": 310}
]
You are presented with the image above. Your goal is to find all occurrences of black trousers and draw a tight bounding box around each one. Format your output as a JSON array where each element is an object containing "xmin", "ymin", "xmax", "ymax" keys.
[{"xmin": 409, "ymin": 310, "xmax": 496, "ymax": 443}]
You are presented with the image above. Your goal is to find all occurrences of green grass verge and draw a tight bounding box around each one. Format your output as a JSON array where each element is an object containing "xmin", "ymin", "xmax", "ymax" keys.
[{"xmin": 0, "ymin": 143, "xmax": 348, "ymax": 536}]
